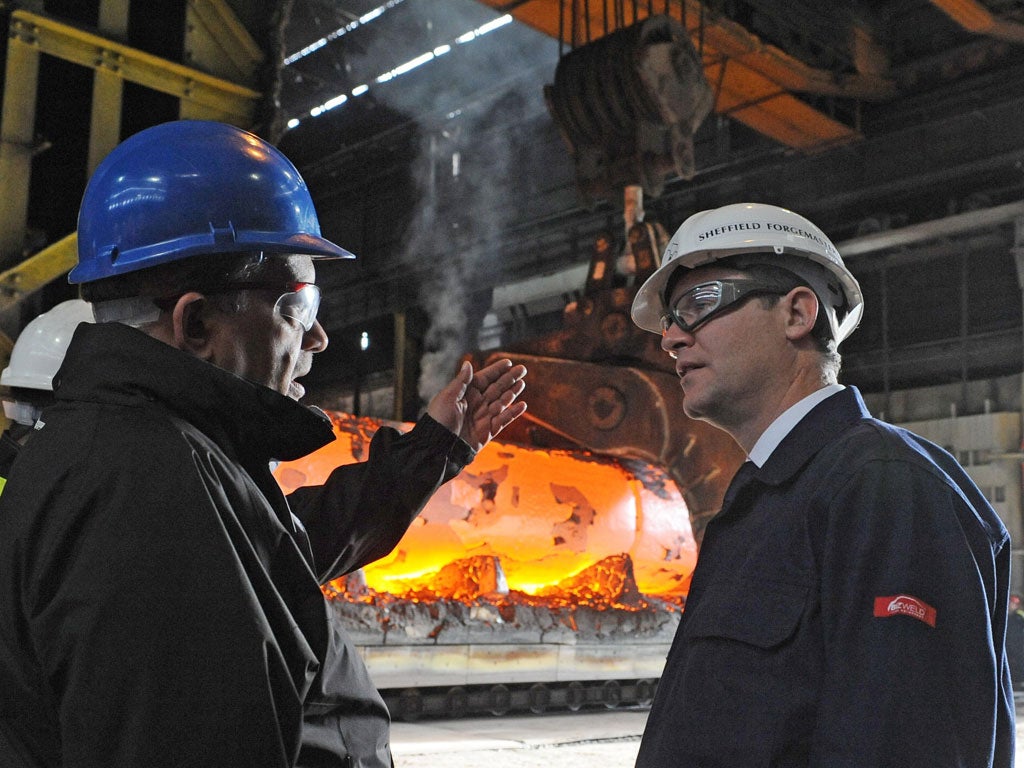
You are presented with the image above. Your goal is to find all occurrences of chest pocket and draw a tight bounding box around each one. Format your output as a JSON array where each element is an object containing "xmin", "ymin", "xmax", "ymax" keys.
[{"xmin": 684, "ymin": 578, "xmax": 809, "ymax": 649}]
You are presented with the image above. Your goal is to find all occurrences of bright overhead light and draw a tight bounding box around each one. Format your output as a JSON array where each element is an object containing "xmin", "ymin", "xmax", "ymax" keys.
[
  {"xmin": 291, "ymin": 13, "xmax": 515, "ymax": 124},
  {"xmin": 377, "ymin": 51, "xmax": 434, "ymax": 83},
  {"xmin": 456, "ymin": 14, "xmax": 512, "ymax": 44},
  {"xmin": 309, "ymin": 93, "xmax": 348, "ymax": 117},
  {"xmin": 283, "ymin": 0, "xmax": 407, "ymax": 66},
  {"xmin": 359, "ymin": 7, "xmax": 386, "ymax": 24}
]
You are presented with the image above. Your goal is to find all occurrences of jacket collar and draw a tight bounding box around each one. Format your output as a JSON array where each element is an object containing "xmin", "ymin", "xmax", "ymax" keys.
[
  {"xmin": 55, "ymin": 322, "xmax": 336, "ymax": 463},
  {"xmin": 753, "ymin": 386, "xmax": 869, "ymax": 487}
]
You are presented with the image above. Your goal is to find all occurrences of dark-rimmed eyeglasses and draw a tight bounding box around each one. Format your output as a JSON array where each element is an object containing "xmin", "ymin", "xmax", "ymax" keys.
[{"xmin": 660, "ymin": 279, "xmax": 792, "ymax": 335}]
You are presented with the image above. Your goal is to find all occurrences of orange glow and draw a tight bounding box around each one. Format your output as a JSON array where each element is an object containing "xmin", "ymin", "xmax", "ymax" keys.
[{"xmin": 275, "ymin": 412, "xmax": 697, "ymax": 604}]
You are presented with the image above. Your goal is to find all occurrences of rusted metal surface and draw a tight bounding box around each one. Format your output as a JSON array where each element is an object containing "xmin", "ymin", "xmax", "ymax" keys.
[
  {"xmin": 475, "ymin": 273, "xmax": 745, "ymax": 542},
  {"xmin": 481, "ymin": 352, "xmax": 743, "ymax": 541}
]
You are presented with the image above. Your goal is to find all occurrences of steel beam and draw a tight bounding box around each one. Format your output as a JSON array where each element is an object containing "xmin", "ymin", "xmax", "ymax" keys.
[
  {"xmin": 0, "ymin": 233, "xmax": 78, "ymax": 313},
  {"xmin": 184, "ymin": 0, "xmax": 264, "ymax": 89},
  {"xmin": 9, "ymin": 9, "xmax": 260, "ymax": 126},
  {"xmin": 930, "ymin": 0, "xmax": 1024, "ymax": 45}
]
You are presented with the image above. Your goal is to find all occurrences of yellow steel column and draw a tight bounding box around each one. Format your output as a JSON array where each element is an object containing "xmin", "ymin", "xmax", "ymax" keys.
[
  {"xmin": 88, "ymin": 0, "xmax": 130, "ymax": 174},
  {"xmin": 0, "ymin": 15, "xmax": 42, "ymax": 267}
]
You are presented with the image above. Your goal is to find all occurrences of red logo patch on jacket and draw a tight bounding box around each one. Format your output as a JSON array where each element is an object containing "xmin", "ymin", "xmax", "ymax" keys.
[{"xmin": 873, "ymin": 594, "xmax": 937, "ymax": 628}]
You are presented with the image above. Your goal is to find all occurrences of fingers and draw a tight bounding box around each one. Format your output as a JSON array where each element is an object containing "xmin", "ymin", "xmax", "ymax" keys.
[
  {"xmin": 454, "ymin": 359, "xmax": 473, "ymax": 392},
  {"xmin": 470, "ymin": 358, "xmax": 514, "ymax": 390},
  {"xmin": 489, "ymin": 399, "xmax": 528, "ymax": 437},
  {"xmin": 420, "ymin": 357, "xmax": 528, "ymax": 452},
  {"xmin": 473, "ymin": 370, "xmax": 527, "ymax": 433},
  {"xmin": 440, "ymin": 360, "xmax": 473, "ymax": 403},
  {"xmin": 425, "ymin": 360, "xmax": 472, "ymax": 432},
  {"xmin": 466, "ymin": 397, "xmax": 527, "ymax": 448},
  {"xmin": 450, "ymin": 358, "xmax": 527, "ymax": 450},
  {"xmin": 472, "ymin": 360, "xmax": 527, "ymax": 404},
  {"xmin": 471, "ymin": 359, "xmax": 525, "ymax": 391},
  {"xmin": 472, "ymin": 366, "xmax": 526, "ymax": 421}
]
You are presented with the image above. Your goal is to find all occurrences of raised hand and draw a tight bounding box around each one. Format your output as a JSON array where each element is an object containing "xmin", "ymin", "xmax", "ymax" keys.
[{"xmin": 426, "ymin": 358, "xmax": 527, "ymax": 453}]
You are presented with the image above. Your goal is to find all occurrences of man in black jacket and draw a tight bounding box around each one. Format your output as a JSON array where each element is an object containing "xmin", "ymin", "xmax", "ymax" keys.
[
  {"xmin": 630, "ymin": 202, "xmax": 1013, "ymax": 766},
  {"xmin": 0, "ymin": 121, "xmax": 527, "ymax": 768}
]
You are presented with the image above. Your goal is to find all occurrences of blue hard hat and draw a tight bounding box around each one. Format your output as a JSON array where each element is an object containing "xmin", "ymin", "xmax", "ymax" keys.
[{"xmin": 70, "ymin": 120, "xmax": 354, "ymax": 284}]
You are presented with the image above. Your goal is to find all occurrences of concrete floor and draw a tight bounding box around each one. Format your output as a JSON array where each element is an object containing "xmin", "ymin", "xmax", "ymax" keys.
[
  {"xmin": 391, "ymin": 708, "xmax": 646, "ymax": 768},
  {"xmin": 391, "ymin": 698, "xmax": 1024, "ymax": 767}
]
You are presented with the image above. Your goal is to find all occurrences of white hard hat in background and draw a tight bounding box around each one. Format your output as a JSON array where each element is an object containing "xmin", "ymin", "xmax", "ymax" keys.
[
  {"xmin": 1, "ymin": 299, "xmax": 95, "ymax": 392},
  {"xmin": 631, "ymin": 202, "xmax": 864, "ymax": 345}
]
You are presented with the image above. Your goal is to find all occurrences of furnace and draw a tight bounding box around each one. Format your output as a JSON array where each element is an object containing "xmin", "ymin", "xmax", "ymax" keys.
[{"xmin": 275, "ymin": 410, "xmax": 698, "ymax": 717}]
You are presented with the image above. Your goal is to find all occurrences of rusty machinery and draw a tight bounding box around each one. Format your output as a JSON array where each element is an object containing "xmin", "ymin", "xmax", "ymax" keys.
[
  {"xmin": 474, "ymin": 220, "xmax": 744, "ymax": 545},
  {"xmin": 479, "ymin": 11, "xmax": 746, "ymax": 540}
]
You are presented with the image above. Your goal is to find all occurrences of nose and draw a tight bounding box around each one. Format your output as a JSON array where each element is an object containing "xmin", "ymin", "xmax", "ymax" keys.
[
  {"xmin": 303, "ymin": 319, "xmax": 329, "ymax": 353},
  {"xmin": 660, "ymin": 324, "xmax": 692, "ymax": 358}
]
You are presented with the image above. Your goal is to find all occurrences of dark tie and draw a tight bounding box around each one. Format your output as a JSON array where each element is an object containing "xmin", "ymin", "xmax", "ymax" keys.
[{"xmin": 721, "ymin": 460, "xmax": 757, "ymax": 509}]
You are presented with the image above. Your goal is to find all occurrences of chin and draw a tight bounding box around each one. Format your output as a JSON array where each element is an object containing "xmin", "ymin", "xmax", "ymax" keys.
[{"xmin": 681, "ymin": 395, "xmax": 711, "ymax": 422}]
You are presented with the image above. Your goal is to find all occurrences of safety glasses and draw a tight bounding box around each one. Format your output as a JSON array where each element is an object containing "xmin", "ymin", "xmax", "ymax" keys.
[
  {"xmin": 210, "ymin": 281, "xmax": 322, "ymax": 331},
  {"xmin": 660, "ymin": 279, "xmax": 792, "ymax": 335}
]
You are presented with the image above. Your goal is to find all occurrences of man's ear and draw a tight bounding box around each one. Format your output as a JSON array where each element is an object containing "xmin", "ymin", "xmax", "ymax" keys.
[
  {"xmin": 782, "ymin": 286, "xmax": 819, "ymax": 342},
  {"xmin": 171, "ymin": 292, "xmax": 215, "ymax": 359}
]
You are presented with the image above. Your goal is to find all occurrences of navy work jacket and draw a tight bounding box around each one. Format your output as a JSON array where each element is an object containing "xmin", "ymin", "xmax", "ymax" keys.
[{"xmin": 636, "ymin": 386, "xmax": 1014, "ymax": 767}]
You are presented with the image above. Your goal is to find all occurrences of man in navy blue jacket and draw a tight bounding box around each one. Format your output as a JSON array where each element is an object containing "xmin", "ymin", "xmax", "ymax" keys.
[{"xmin": 630, "ymin": 202, "xmax": 1013, "ymax": 767}]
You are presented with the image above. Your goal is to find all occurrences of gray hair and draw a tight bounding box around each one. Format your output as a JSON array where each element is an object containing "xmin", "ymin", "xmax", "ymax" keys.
[{"xmin": 81, "ymin": 252, "xmax": 275, "ymax": 327}]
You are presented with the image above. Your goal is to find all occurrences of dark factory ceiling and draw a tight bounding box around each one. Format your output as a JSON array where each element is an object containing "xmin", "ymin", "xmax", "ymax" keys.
[
  {"xmin": 7, "ymin": 0, "xmax": 1024, "ymax": 401},
  {"xmin": 264, "ymin": 0, "xmax": 1024, "ymax": 396}
]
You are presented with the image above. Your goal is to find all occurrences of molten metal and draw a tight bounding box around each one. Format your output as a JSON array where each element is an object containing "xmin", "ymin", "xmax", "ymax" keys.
[{"xmin": 275, "ymin": 412, "xmax": 697, "ymax": 605}]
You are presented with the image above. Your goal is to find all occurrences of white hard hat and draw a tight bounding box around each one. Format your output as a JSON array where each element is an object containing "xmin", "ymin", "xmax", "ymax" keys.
[
  {"xmin": 631, "ymin": 202, "xmax": 864, "ymax": 344},
  {"xmin": 1, "ymin": 299, "xmax": 95, "ymax": 392}
]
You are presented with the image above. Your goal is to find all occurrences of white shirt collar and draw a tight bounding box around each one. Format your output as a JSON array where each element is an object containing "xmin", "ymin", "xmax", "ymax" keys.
[{"xmin": 747, "ymin": 384, "xmax": 845, "ymax": 467}]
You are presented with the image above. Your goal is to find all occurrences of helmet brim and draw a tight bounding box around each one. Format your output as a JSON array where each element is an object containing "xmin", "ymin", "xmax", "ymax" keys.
[
  {"xmin": 631, "ymin": 258, "xmax": 679, "ymax": 333},
  {"xmin": 68, "ymin": 232, "xmax": 355, "ymax": 284}
]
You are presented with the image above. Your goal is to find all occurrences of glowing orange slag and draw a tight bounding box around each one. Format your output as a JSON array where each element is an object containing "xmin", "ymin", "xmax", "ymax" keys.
[{"xmin": 275, "ymin": 412, "xmax": 697, "ymax": 603}]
